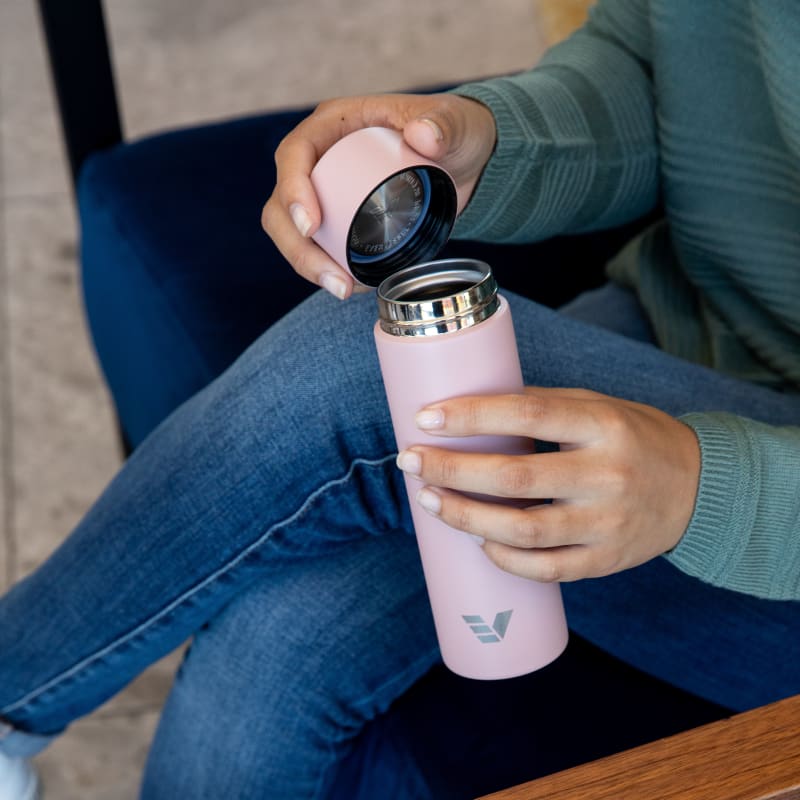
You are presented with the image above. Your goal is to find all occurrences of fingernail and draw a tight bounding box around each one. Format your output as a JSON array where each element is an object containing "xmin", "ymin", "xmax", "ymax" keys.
[
  {"xmin": 415, "ymin": 408, "xmax": 444, "ymax": 430},
  {"xmin": 289, "ymin": 202, "xmax": 312, "ymax": 237},
  {"xmin": 396, "ymin": 450, "xmax": 422, "ymax": 476},
  {"xmin": 416, "ymin": 487, "xmax": 442, "ymax": 515},
  {"xmin": 418, "ymin": 117, "xmax": 444, "ymax": 142},
  {"xmin": 320, "ymin": 272, "xmax": 347, "ymax": 300}
]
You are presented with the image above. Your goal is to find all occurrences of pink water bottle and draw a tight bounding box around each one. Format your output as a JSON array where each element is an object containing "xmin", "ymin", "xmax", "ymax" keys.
[
  {"xmin": 374, "ymin": 259, "xmax": 568, "ymax": 679},
  {"xmin": 308, "ymin": 128, "xmax": 568, "ymax": 679}
]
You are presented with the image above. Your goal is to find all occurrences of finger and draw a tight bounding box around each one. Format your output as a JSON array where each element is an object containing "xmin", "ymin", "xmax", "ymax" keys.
[
  {"xmin": 273, "ymin": 134, "xmax": 323, "ymax": 239},
  {"xmin": 271, "ymin": 103, "xmax": 364, "ymax": 242},
  {"xmin": 481, "ymin": 540, "xmax": 600, "ymax": 583},
  {"xmin": 401, "ymin": 96, "xmax": 474, "ymax": 163},
  {"xmin": 403, "ymin": 95, "xmax": 497, "ymax": 212},
  {"xmin": 414, "ymin": 391, "xmax": 607, "ymax": 444},
  {"xmin": 415, "ymin": 487, "xmax": 584, "ymax": 549},
  {"xmin": 272, "ymin": 98, "xmax": 375, "ymax": 224},
  {"xmin": 261, "ymin": 193, "xmax": 353, "ymax": 298},
  {"xmin": 353, "ymin": 92, "xmax": 472, "ymax": 163},
  {"xmin": 396, "ymin": 448, "xmax": 587, "ymax": 500},
  {"xmin": 295, "ymin": 94, "xmax": 433, "ymax": 156}
]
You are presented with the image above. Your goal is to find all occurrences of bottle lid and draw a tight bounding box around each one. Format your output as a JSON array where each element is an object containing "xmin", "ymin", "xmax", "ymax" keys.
[{"xmin": 311, "ymin": 128, "xmax": 457, "ymax": 287}]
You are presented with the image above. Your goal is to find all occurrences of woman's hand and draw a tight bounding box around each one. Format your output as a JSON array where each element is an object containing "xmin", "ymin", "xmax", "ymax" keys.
[
  {"xmin": 395, "ymin": 388, "xmax": 701, "ymax": 583},
  {"xmin": 261, "ymin": 93, "xmax": 497, "ymax": 300}
]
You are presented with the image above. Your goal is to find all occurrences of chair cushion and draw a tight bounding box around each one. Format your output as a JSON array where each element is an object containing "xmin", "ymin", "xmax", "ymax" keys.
[{"xmin": 78, "ymin": 108, "xmax": 317, "ymax": 445}]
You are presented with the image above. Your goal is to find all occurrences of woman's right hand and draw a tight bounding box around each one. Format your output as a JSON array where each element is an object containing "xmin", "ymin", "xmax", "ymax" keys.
[{"xmin": 261, "ymin": 93, "xmax": 497, "ymax": 300}]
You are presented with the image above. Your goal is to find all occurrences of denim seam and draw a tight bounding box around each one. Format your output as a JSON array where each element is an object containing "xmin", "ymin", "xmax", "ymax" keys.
[{"xmin": 1, "ymin": 453, "xmax": 399, "ymax": 718}]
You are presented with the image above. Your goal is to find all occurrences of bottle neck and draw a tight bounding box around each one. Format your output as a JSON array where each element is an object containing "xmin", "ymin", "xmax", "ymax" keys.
[{"xmin": 376, "ymin": 259, "xmax": 499, "ymax": 338}]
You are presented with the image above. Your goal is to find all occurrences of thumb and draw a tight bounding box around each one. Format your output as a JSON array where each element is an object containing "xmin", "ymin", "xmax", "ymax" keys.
[
  {"xmin": 401, "ymin": 97, "xmax": 496, "ymax": 211},
  {"xmin": 403, "ymin": 114, "xmax": 450, "ymax": 161}
]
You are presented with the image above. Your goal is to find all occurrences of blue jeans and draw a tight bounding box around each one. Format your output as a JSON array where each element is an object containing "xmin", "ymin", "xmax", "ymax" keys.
[{"xmin": 1, "ymin": 284, "xmax": 799, "ymax": 798}]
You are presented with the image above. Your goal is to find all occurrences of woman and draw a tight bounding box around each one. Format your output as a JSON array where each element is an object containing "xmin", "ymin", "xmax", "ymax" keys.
[{"xmin": 2, "ymin": 1, "xmax": 799, "ymax": 797}]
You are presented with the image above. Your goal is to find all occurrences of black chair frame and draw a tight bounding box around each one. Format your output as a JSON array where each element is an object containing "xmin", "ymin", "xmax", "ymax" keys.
[{"xmin": 37, "ymin": 0, "xmax": 122, "ymax": 190}]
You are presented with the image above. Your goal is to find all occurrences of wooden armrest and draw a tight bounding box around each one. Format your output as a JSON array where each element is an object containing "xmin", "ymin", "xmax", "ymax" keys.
[{"xmin": 478, "ymin": 693, "xmax": 800, "ymax": 800}]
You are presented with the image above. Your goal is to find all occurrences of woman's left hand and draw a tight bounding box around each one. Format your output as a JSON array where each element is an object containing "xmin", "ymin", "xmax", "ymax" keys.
[{"xmin": 395, "ymin": 387, "xmax": 701, "ymax": 583}]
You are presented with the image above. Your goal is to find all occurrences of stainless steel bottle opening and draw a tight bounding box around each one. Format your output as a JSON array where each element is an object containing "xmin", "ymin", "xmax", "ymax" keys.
[{"xmin": 376, "ymin": 259, "xmax": 499, "ymax": 337}]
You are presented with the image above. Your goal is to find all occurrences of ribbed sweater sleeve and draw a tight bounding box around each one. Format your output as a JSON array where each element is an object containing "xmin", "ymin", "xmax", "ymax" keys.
[
  {"xmin": 670, "ymin": 413, "xmax": 800, "ymax": 601},
  {"xmin": 451, "ymin": 0, "xmax": 659, "ymax": 243}
]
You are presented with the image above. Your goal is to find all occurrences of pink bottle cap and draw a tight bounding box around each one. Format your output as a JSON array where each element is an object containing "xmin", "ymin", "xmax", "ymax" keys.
[{"xmin": 310, "ymin": 127, "xmax": 457, "ymax": 287}]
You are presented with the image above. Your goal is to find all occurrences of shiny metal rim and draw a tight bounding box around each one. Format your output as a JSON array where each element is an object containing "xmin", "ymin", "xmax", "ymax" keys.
[{"xmin": 376, "ymin": 259, "xmax": 498, "ymax": 337}]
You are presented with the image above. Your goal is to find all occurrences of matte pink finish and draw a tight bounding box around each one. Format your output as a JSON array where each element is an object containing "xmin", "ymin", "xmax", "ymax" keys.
[
  {"xmin": 310, "ymin": 127, "xmax": 449, "ymax": 279},
  {"xmin": 374, "ymin": 298, "xmax": 569, "ymax": 679}
]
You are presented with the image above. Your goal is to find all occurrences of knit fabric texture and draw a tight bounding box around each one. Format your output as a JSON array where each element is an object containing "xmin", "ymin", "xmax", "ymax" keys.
[{"xmin": 451, "ymin": 0, "xmax": 800, "ymax": 599}]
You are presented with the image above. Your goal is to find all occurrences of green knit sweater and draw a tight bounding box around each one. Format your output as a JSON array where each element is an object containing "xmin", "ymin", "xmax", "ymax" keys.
[{"xmin": 451, "ymin": 0, "xmax": 800, "ymax": 600}]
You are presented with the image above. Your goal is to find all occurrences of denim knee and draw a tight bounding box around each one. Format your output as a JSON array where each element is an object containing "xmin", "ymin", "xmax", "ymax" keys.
[{"xmin": 141, "ymin": 534, "xmax": 438, "ymax": 800}]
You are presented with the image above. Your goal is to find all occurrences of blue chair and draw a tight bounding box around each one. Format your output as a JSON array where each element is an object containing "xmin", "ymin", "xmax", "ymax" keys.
[{"xmin": 39, "ymin": 1, "xmax": 727, "ymax": 795}]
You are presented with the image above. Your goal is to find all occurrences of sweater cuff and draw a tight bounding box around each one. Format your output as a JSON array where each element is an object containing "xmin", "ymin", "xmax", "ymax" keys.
[
  {"xmin": 448, "ymin": 81, "xmax": 547, "ymax": 242},
  {"xmin": 665, "ymin": 413, "xmax": 759, "ymax": 585}
]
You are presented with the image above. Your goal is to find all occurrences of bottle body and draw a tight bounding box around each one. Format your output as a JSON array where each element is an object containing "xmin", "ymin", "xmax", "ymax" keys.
[{"xmin": 374, "ymin": 263, "xmax": 568, "ymax": 679}]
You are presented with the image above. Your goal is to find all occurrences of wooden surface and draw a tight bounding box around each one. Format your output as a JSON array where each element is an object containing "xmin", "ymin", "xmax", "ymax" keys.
[{"xmin": 478, "ymin": 693, "xmax": 800, "ymax": 800}]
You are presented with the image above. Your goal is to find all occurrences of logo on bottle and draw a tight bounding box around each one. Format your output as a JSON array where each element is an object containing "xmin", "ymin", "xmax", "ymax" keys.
[{"xmin": 462, "ymin": 610, "xmax": 513, "ymax": 643}]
